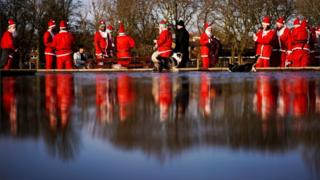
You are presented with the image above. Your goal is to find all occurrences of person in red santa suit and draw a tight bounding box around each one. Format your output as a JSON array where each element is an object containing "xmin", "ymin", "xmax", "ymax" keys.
[
  {"xmin": 106, "ymin": 25, "xmax": 115, "ymax": 57},
  {"xmin": 200, "ymin": 23, "xmax": 213, "ymax": 68},
  {"xmin": 302, "ymin": 19, "xmax": 317, "ymax": 66},
  {"xmin": 116, "ymin": 21, "xmax": 135, "ymax": 66},
  {"xmin": 253, "ymin": 16, "xmax": 276, "ymax": 68},
  {"xmin": 275, "ymin": 17, "xmax": 291, "ymax": 67},
  {"xmin": 43, "ymin": 19, "xmax": 56, "ymax": 69},
  {"xmin": 94, "ymin": 20, "xmax": 107, "ymax": 66},
  {"xmin": 290, "ymin": 18, "xmax": 311, "ymax": 67},
  {"xmin": 0, "ymin": 19, "xmax": 18, "ymax": 69},
  {"xmin": 200, "ymin": 23, "xmax": 221, "ymax": 68},
  {"xmin": 151, "ymin": 19, "xmax": 173, "ymax": 71},
  {"xmin": 315, "ymin": 26, "xmax": 320, "ymax": 66},
  {"xmin": 51, "ymin": 21, "xmax": 74, "ymax": 69}
]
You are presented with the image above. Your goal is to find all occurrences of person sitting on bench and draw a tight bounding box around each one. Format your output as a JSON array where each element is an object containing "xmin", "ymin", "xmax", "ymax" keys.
[{"xmin": 73, "ymin": 45, "xmax": 88, "ymax": 69}]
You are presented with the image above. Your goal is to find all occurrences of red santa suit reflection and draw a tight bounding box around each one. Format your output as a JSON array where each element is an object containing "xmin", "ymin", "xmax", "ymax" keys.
[
  {"xmin": 117, "ymin": 74, "xmax": 135, "ymax": 122},
  {"xmin": 96, "ymin": 75, "xmax": 114, "ymax": 124},
  {"xmin": 2, "ymin": 77, "xmax": 17, "ymax": 135},
  {"xmin": 292, "ymin": 77, "xmax": 308, "ymax": 117},
  {"xmin": 199, "ymin": 73, "xmax": 211, "ymax": 118},
  {"xmin": 56, "ymin": 74, "xmax": 74, "ymax": 129},
  {"xmin": 254, "ymin": 76, "xmax": 278, "ymax": 135},
  {"xmin": 158, "ymin": 74, "xmax": 172, "ymax": 122},
  {"xmin": 45, "ymin": 74, "xmax": 58, "ymax": 130},
  {"xmin": 277, "ymin": 78, "xmax": 292, "ymax": 117}
]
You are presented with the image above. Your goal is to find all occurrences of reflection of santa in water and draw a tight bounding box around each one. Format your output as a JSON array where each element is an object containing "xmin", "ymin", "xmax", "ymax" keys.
[
  {"xmin": 96, "ymin": 75, "xmax": 113, "ymax": 123},
  {"xmin": 56, "ymin": 74, "xmax": 74, "ymax": 129},
  {"xmin": 117, "ymin": 74, "xmax": 135, "ymax": 122},
  {"xmin": 2, "ymin": 77, "xmax": 17, "ymax": 135},
  {"xmin": 254, "ymin": 76, "xmax": 278, "ymax": 120},
  {"xmin": 159, "ymin": 74, "xmax": 172, "ymax": 122},
  {"xmin": 45, "ymin": 74, "xmax": 58, "ymax": 130},
  {"xmin": 292, "ymin": 77, "xmax": 308, "ymax": 117},
  {"xmin": 199, "ymin": 73, "xmax": 211, "ymax": 117},
  {"xmin": 277, "ymin": 78, "xmax": 292, "ymax": 117}
]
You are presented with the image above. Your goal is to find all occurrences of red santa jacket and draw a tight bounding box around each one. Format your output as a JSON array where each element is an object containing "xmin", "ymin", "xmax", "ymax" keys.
[
  {"xmin": 94, "ymin": 31, "xmax": 107, "ymax": 56},
  {"xmin": 43, "ymin": 30, "xmax": 55, "ymax": 55},
  {"xmin": 291, "ymin": 26, "xmax": 310, "ymax": 52},
  {"xmin": 255, "ymin": 29, "xmax": 263, "ymax": 56},
  {"xmin": 200, "ymin": 32, "xmax": 211, "ymax": 58},
  {"xmin": 1, "ymin": 31, "xmax": 15, "ymax": 50},
  {"xmin": 116, "ymin": 34, "xmax": 135, "ymax": 58},
  {"xmin": 277, "ymin": 27, "xmax": 291, "ymax": 52},
  {"xmin": 157, "ymin": 29, "xmax": 173, "ymax": 58},
  {"xmin": 255, "ymin": 29, "xmax": 276, "ymax": 60},
  {"xmin": 51, "ymin": 30, "xmax": 74, "ymax": 57}
]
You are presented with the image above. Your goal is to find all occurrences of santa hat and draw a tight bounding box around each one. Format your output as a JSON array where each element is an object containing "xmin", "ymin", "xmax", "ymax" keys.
[
  {"xmin": 293, "ymin": 18, "xmax": 300, "ymax": 26},
  {"xmin": 262, "ymin": 16, "xmax": 271, "ymax": 26},
  {"xmin": 159, "ymin": 19, "xmax": 168, "ymax": 28},
  {"xmin": 107, "ymin": 25, "xmax": 113, "ymax": 31},
  {"xmin": 48, "ymin": 19, "xmax": 56, "ymax": 29},
  {"xmin": 118, "ymin": 21, "xmax": 125, "ymax": 34},
  {"xmin": 99, "ymin": 20, "xmax": 106, "ymax": 28},
  {"xmin": 8, "ymin": 19, "xmax": 15, "ymax": 28},
  {"xmin": 59, "ymin": 20, "xmax": 67, "ymax": 29},
  {"xmin": 204, "ymin": 23, "xmax": 210, "ymax": 30},
  {"xmin": 276, "ymin": 17, "xmax": 285, "ymax": 25}
]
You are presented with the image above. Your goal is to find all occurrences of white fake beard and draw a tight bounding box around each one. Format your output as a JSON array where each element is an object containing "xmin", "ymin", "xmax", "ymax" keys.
[
  {"xmin": 106, "ymin": 29, "xmax": 112, "ymax": 34},
  {"xmin": 99, "ymin": 30, "xmax": 107, "ymax": 38},
  {"xmin": 9, "ymin": 28, "xmax": 17, "ymax": 37},
  {"xmin": 205, "ymin": 29, "xmax": 212, "ymax": 37}
]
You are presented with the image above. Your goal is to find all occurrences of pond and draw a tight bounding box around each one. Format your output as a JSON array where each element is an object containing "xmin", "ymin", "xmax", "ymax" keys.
[{"xmin": 1, "ymin": 71, "xmax": 320, "ymax": 180}]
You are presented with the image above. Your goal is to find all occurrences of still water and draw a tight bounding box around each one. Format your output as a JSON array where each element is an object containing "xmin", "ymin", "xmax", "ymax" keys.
[{"xmin": 0, "ymin": 72, "xmax": 320, "ymax": 180}]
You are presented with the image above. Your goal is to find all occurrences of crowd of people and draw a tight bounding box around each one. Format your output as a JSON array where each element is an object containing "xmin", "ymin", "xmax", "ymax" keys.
[
  {"xmin": 254, "ymin": 16, "xmax": 320, "ymax": 67},
  {"xmin": 1, "ymin": 16, "xmax": 320, "ymax": 70}
]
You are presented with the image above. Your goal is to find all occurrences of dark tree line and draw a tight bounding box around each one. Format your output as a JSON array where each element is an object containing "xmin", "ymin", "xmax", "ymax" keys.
[{"xmin": 1, "ymin": 0, "xmax": 320, "ymax": 67}]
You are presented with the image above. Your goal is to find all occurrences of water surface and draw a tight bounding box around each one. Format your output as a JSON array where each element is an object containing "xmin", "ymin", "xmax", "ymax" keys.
[{"xmin": 1, "ymin": 72, "xmax": 320, "ymax": 180}]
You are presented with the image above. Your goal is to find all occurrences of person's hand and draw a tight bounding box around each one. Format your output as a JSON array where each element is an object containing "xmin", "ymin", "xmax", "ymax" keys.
[
  {"xmin": 253, "ymin": 34, "xmax": 257, "ymax": 41},
  {"xmin": 153, "ymin": 40, "xmax": 157, "ymax": 44},
  {"xmin": 285, "ymin": 60, "xmax": 292, "ymax": 67}
]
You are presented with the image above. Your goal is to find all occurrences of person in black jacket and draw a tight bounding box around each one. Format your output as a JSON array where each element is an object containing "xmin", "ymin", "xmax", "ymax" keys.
[{"xmin": 174, "ymin": 20, "xmax": 189, "ymax": 68}]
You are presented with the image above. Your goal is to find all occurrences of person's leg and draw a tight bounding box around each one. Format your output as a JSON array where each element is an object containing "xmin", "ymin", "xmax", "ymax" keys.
[
  {"xmin": 291, "ymin": 51, "xmax": 300, "ymax": 67},
  {"xmin": 3, "ymin": 57, "xmax": 13, "ymax": 70},
  {"xmin": 300, "ymin": 52, "xmax": 310, "ymax": 67},
  {"xmin": 0, "ymin": 49, "xmax": 10, "ymax": 68},
  {"xmin": 56, "ymin": 57, "xmax": 63, "ymax": 69},
  {"xmin": 151, "ymin": 51, "xmax": 160, "ymax": 70},
  {"xmin": 263, "ymin": 59, "xmax": 270, "ymax": 67},
  {"xmin": 202, "ymin": 57, "xmax": 209, "ymax": 68},
  {"xmin": 45, "ymin": 55, "xmax": 54, "ymax": 69},
  {"xmin": 65, "ymin": 55, "xmax": 74, "ymax": 69}
]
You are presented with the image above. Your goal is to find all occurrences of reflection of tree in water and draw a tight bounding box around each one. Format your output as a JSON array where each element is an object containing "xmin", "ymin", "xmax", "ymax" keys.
[
  {"xmin": 42, "ymin": 120, "xmax": 81, "ymax": 162},
  {"xmin": 91, "ymin": 74, "xmax": 320, "ymax": 164},
  {"xmin": 297, "ymin": 117, "xmax": 320, "ymax": 178},
  {"xmin": 1, "ymin": 73, "xmax": 320, "ymax": 168}
]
